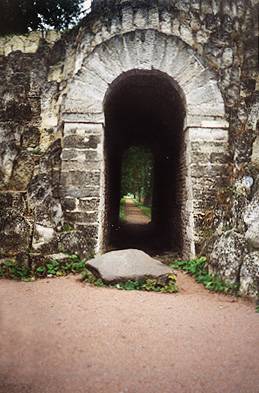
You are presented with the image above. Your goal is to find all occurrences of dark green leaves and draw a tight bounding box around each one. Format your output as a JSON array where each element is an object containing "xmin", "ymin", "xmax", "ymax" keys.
[
  {"xmin": 0, "ymin": 0, "xmax": 84, "ymax": 35},
  {"xmin": 82, "ymin": 270, "xmax": 178, "ymax": 293},
  {"xmin": 170, "ymin": 257, "xmax": 239, "ymax": 295}
]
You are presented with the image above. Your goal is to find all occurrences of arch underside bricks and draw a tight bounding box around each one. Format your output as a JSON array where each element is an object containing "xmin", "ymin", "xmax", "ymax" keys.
[{"xmin": 61, "ymin": 29, "xmax": 228, "ymax": 257}]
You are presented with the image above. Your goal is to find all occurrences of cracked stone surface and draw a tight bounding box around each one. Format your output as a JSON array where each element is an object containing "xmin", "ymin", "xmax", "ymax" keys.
[{"xmin": 86, "ymin": 249, "xmax": 173, "ymax": 283}]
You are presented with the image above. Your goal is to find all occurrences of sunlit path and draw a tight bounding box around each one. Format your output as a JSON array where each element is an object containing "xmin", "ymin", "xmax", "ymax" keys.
[{"xmin": 124, "ymin": 198, "xmax": 150, "ymax": 225}]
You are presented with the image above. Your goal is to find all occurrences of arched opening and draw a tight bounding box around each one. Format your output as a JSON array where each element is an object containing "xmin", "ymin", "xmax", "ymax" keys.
[{"xmin": 103, "ymin": 69, "xmax": 186, "ymax": 254}]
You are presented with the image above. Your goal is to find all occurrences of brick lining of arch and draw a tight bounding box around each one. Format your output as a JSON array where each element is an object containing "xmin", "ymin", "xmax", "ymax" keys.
[{"xmin": 60, "ymin": 29, "xmax": 229, "ymax": 257}]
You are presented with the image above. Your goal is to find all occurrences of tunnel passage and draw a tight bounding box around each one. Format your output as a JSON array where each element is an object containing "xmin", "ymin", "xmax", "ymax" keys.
[{"xmin": 103, "ymin": 69, "xmax": 186, "ymax": 254}]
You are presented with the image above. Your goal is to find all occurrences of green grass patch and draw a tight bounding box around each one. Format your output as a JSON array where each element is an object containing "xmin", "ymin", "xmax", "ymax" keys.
[
  {"xmin": 170, "ymin": 257, "xmax": 239, "ymax": 295},
  {"xmin": 133, "ymin": 199, "xmax": 151, "ymax": 219}
]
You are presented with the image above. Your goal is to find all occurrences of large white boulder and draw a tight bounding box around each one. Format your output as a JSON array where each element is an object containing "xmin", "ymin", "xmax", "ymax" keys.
[
  {"xmin": 240, "ymin": 252, "xmax": 259, "ymax": 297},
  {"xmin": 86, "ymin": 249, "xmax": 173, "ymax": 283}
]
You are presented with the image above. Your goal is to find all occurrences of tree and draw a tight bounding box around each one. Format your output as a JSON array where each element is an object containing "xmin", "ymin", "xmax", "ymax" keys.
[
  {"xmin": 0, "ymin": 0, "xmax": 84, "ymax": 35},
  {"xmin": 121, "ymin": 146, "xmax": 153, "ymax": 206}
]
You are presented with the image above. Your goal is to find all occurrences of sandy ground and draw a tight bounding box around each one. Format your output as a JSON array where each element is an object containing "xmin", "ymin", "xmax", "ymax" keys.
[{"xmin": 0, "ymin": 272, "xmax": 258, "ymax": 393}]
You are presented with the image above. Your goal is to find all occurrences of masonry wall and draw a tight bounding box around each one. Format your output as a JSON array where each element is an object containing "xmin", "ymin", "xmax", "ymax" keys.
[{"xmin": 0, "ymin": 0, "xmax": 258, "ymax": 294}]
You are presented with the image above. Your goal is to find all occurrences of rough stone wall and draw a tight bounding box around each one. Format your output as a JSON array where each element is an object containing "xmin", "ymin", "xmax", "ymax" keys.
[
  {"xmin": 0, "ymin": 0, "xmax": 258, "ymax": 295},
  {"xmin": 0, "ymin": 31, "xmax": 77, "ymax": 267}
]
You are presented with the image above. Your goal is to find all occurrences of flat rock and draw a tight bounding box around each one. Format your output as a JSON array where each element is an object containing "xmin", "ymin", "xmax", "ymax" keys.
[{"xmin": 86, "ymin": 249, "xmax": 173, "ymax": 283}]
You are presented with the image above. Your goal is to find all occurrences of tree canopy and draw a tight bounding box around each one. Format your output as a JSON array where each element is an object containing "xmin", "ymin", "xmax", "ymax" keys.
[
  {"xmin": 121, "ymin": 146, "xmax": 153, "ymax": 206},
  {"xmin": 0, "ymin": 0, "xmax": 85, "ymax": 35}
]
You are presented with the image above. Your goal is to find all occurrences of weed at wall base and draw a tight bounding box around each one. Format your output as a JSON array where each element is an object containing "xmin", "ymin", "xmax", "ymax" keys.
[{"xmin": 170, "ymin": 257, "xmax": 240, "ymax": 295}]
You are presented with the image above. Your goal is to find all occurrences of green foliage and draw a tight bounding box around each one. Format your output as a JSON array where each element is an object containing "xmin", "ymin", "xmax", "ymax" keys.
[
  {"xmin": 35, "ymin": 255, "xmax": 86, "ymax": 278},
  {"xmin": 82, "ymin": 269, "xmax": 178, "ymax": 293},
  {"xmin": 0, "ymin": 255, "xmax": 86, "ymax": 281},
  {"xmin": 0, "ymin": 0, "xmax": 84, "ymax": 36},
  {"xmin": 81, "ymin": 270, "xmax": 106, "ymax": 287},
  {"xmin": 119, "ymin": 197, "xmax": 126, "ymax": 222},
  {"xmin": 133, "ymin": 199, "xmax": 151, "ymax": 219},
  {"xmin": 256, "ymin": 304, "xmax": 259, "ymax": 313},
  {"xmin": 62, "ymin": 223, "xmax": 74, "ymax": 232},
  {"xmin": 121, "ymin": 146, "xmax": 153, "ymax": 206},
  {"xmin": 170, "ymin": 257, "xmax": 239, "ymax": 295},
  {"xmin": 0, "ymin": 260, "xmax": 31, "ymax": 281}
]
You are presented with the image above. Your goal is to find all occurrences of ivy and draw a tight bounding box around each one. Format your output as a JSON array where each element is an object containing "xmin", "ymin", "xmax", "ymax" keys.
[{"xmin": 170, "ymin": 257, "xmax": 239, "ymax": 295}]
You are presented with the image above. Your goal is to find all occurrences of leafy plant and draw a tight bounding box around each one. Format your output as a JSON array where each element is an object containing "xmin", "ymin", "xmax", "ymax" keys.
[
  {"xmin": 0, "ymin": 254, "xmax": 87, "ymax": 281},
  {"xmin": 35, "ymin": 255, "xmax": 86, "ymax": 278},
  {"xmin": 81, "ymin": 270, "xmax": 105, "ymax": 287},
  {"xmin": 0, "ymin": 260, "xmax": 31, "ymax": 281},
  {"xmin": 170, "ymin": 257, "xmax": 239, "ymax": 295},
  {"xmin": 62, "ymin": 223, "xmax": 74, "ymax": 232},
  {"xmin": 82, "ymin": 269, "xmax": 178, "ymax": 293}
]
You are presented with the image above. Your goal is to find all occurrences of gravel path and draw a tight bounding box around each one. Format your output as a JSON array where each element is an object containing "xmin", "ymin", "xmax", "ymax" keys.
[
  {"xmin": 124, "ymin": 198, "xmax": 150, "ymax": 224},
  {"xmin": 0, "ymin": 273, "xmax": 258, "ymax": 393}
]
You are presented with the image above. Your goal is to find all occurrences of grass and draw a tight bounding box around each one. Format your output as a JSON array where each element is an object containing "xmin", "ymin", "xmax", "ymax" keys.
[
  {"xmin": 170, "ymin": 257, "xmax": 240, "ymax": 295},
  {"xmin": 133, "ymin": 199, "xmax": 151, "ymax": 219}
]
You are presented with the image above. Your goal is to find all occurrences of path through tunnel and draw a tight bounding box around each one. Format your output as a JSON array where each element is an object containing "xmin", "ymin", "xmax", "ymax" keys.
[{"xmin": 103, "ymin": 70, "xmax": 186, "ymax": 255}]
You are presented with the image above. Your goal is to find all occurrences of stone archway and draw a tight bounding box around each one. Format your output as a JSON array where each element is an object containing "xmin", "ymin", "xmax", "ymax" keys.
[
  {"xmin": 61, "ymin": 29, "xmax": 228, "ymax": 258},
  {"xmin": 103, "ymin": 69, "xmax": 186, "ymax": 254}
]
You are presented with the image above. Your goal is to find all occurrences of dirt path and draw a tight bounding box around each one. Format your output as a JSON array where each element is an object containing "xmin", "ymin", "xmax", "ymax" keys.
[
  {"xmin": 124, "ymin": 198, "xmax": 150, "ymax": 224},
  {"xmin": 0, "ymin": 274, "xmax": 258, "ymax": 393}
]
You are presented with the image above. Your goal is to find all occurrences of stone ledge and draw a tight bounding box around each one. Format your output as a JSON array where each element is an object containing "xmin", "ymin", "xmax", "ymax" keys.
[{"xmin": 0, "ymin": 30, "xmax": 61, "ymax": 56}]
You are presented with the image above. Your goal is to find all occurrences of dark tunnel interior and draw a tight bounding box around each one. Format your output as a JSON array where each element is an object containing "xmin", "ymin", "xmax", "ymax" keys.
[{"xmin": 103, "ymin": 69, "xmax": 186, "ymax": 254}]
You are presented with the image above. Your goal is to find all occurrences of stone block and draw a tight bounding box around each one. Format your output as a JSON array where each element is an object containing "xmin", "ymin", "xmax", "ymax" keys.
[
  {"xmin": 63, "ymin": 134, "xmax": 101, "ymax": 149},
  {"xmin": 239, "ymin": 252, "xmax": 259, "ymax": 297},
  {"xmin": 245, "ymin": 221, "xmax": 259, "ymax": 250},
  {"xmin": 189, "ymin": 128, "xmax": 229, "ymax": 142},
  {"xmin": 62, "ymin": 186, "xmax": 100, "ymax": 198},
  {"xmin": 78, "ymin": 198, "xmax": 100, "ymax": 212},
  {"xmin": 251, "ymin": 135, "xmax": 259, "ymax": 169},
  {"xmin": 209, "ymin": 230, "xmax": 248, "ymax": 285},
  {"xmin": 86, "ymin": 249, "xmax": 174, "ymax": 284},
  {"xmin": 60, "ymin": 171, "xmax": 100, "ymax": 187},
  {"xmin": 62, "ymin": 149, "xmax": 100, "ymax": 162},
  {"xmin": 32, "ymin": 224, "xmax": 57, "ymax": 253},
  {"xmin": 190, "ymin": 163, "xmax": 225, "ymax": 178},
  {"xmin": 65, "ymin": 211, "xmax": 98, "ymax": 224},
  {"xmin": 0, "ymin": 209, "xmax": 32, "ymax": 257},
  {"xmin": 62, "ymin": 160, "xmax": 100, "ymax": 172},
  {"xmin": 58, "ymin": 226, "xmax": 98, "ymax": 257},
  {"xmin": 63, "ymin": 122, "xmax": 103, "ymax": 136},
  {"xmin": 62, "ymin": 197, "xmax": 77, "ymax": 212},
  {"xmin": 0, "ymin": 191, "xmax": 27, "ymax": 213}
]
